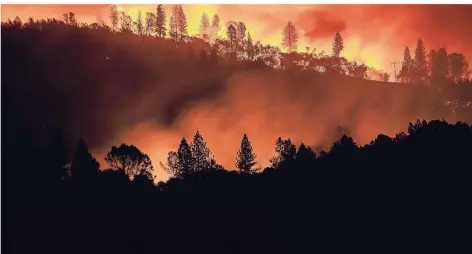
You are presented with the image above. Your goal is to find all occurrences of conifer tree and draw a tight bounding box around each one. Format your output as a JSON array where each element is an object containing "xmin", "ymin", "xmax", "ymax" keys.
[
  {"xmin": 135, "ymin": 10, "xmax": 144, "ymax": 35},
  {"xmin": 282, "ymin": 21, "xmax": 298, "ymax": 52},
  {"xmin": 236, "ymin": 133, "xmax": 257, "ymax": 174},
  {"xmin": 144, "ymin": 12, "xmax": 156, "ymax": 35},
  {"xmin": 332, "ymin": 32, "xmax": 344, "ymax": 57},
  {"xmin": 109, "ymin": 5, "xmax": 119, "ymax": 32},
  {"xmin": 398, "ymin": 46, "xmax": 413, "ymax": 83},
  {"xmin": 414, "ymin": 38, "xmax": 428, "ymax": 84},
  {"xmin": 155, "ymin": 4, "xmax": 167, "ymax": 38},
  {"xmin": 269, "ymin": 137, "xmax": 296, "ymax": 168},
  {"xmin": 70, "ymin": 139, "xmax": 100, "ymax": 183},
  {"xmin": 247, "ymin": 32, "xmax": 255, "ymax": 61},
  {"xmin": 177, "ymin": 5, "xmax": 188, "ymax": 41},
  {"xmin": 191, "ymin": 131, "xmax": 212, "ymax": 173},
  {"xmin": 177, "ymin": 137, "xmax": 194, "ymax": 176},
  {"xmin": 200, "ymin": 12, "xmax": 210, "ymax": 41}
]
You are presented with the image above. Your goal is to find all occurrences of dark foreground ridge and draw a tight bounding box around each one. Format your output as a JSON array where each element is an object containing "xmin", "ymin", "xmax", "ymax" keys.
[{"xmin": 5, "ymin": 119, "xmax": 472, "ymax": 253}]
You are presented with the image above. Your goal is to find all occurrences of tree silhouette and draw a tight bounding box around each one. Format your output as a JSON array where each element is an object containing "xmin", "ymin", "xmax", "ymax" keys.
[
  {"xmin": 383, "ymin": 72, "xmax": 390, "ymax": 82},
  {"xmin": 282, "ymin": 21, "xmax": 298, "ymax": 52},
  {"xmin": 227, "ymin": 24, "xmax": 237, "ymax": 56},
  {"xmin": 155, "ymin": 4, "xmax": 166, "ymax": 38},
  {"xmin": 191, "ymin": 131, "xmax": 212, "ymax": 173},
  {"xmin": 414, "ymin": 38, "xmax": 428, "ymax": 84},
  {"xmin": 135, "ymin": 10, "xmax": 144, "ymax": 35},
  {"xmin": 200, "ymin": 12, "xmax": 210, "ymax": 41},
  {"xmin": 70, "ymin": 139, "xmax": 100, "ymax": 184},
  {"xmin": 237, "ymin": 22, "xmax": 247, "ymax": 54},
  {"xmin": 170, "ymin": 5, "xmax": 187, "ymax": 41},
  {"xmin": 177, "ymin": 138, "xmax": 194, "ymax": 176},
  {"xmin": 178, "ymin": 5, "xmax": 188, "ymax": 40},
  {"xmin": 160, "ymin": 151, "xmax": 180, "ymax": 178},
  {"xmin": 236, "ymin": 133, "xmax": 257, "ymax": 174},
  {"xmin": 120, "ymin": 13, "xmax": 133, "ymax": 33},
  {"xmin": 208, "ymin": 14, "xmax": 220, "ymax": 41},
  {"xmin": 63, "ymin": 12, "xmax": 77, "ymax": 26},
  {"xmin": 109, "ymin": 5, "xmax": 119, "ymax": 32},
  {"xmin": 269, "ymin": 137, "xmax": 297, "ymax": 168},
  {"xmin": 295, "ymin": 143, "xmax": 316, "ymax": 169},
  {"xmin": 105, "ymin": 144, "xmax": 154, "ymax": 180},
  {"xmin": 428, "ymin": 49, "xmax": 437, "ymax": 76},
  {"xmin": 247, "ymin": 32, "xmax": 255, "ymax": 61},
  {"xmin": 332, "ymin": 32, "xmax": 344, "ymax": 57},
  {"xmin": 398, "ymin": 46, "xmax": 413, "ymax": 83},
  {"xmin": 145, "ymin": 12, "xmax": 156, "ymax": 35},
  {"xmin": 449, "ymin": 53, "xmax": 469, "ymax": 82}
]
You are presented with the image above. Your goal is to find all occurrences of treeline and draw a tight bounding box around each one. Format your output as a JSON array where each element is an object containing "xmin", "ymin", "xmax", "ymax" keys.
[
  {"xmin": 4, "ymin": 4, "xmax": 469, "ymax": 82},
  {"xmin": 7, "ymin": 119, "xmax": 472, "ymax": 253}
]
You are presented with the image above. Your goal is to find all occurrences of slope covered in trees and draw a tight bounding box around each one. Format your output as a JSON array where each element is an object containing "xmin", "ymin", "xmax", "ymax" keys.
[{"xmin": 3, "ymin": 8, "xmax": 472, "ymax": 253}]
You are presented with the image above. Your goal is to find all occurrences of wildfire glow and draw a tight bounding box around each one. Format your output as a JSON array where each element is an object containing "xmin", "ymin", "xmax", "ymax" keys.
[{"xmin": 3, "ymin": 4, "xmax": 472, "ymax": 182}]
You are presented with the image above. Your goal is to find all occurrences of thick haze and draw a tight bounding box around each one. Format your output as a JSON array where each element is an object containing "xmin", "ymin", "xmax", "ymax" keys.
[
  {"xmin": 3, "ymin": 4, "xmax": 472, "ymax": 182},
  {"xmin": 3, "ymin": 4, "xmax": 472, "ymax": 76}
]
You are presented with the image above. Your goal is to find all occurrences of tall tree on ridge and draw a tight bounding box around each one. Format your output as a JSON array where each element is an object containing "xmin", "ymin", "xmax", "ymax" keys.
[
  {"xmin": 282, "ymin": 21, "xmax": 298, "ymax": 52},
  {"xmin": 191, "ymin": 131, "xmax": 212, "ymax": 173},
  {"xmin": 200, "ymin": 12, "xmax": 210, "ymax": 41},
  {"xmin": 109, "ymin": 5, "xmax": 119, "ymax": 32},
  {"xmin": 332, "ymin": 31, "xmax": 344, "ymax": 57},
  {"xmin": 155, "ymin": 4, "xmax": 167, "ymax": 38},
  {"xmin": 414, "ymin": 38, "xmax": 428, "ymax": 84},
  {"xmin": 236, "ymin": 133, "xmax": 258, "ymax": 174}
]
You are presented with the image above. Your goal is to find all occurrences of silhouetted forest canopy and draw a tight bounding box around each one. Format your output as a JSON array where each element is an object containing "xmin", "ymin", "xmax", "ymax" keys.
[{"xmin": 3, "ymin": 5, "xmax": 472, "ymax": 253}]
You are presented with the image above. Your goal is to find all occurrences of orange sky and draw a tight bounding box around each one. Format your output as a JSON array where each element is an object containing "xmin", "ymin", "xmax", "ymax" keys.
[{"xmin": 3, "ymin": 4, "xmax": 472, "ymax": 182}]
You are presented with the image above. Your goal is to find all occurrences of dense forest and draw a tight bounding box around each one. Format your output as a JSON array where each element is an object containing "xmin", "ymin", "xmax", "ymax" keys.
[{"xmin": 3, "ymin": 4, "xmax": 472, "ymax": 254}]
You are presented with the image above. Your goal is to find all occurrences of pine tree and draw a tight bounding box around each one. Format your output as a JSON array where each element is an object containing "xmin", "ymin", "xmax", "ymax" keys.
[
  {"xmin": 70, "ymin": 139, "xmax": 100, "ymax": 184},
  {"xmin": 170, "ymin": 5, "xmax": 187, "ymax": 41},
  {"xmin": 236, "ymin": 133, "xmax": 257, "ymax": 174},
  {"xmin": 120, "ymin": 13, "xmax": 133, "ymax": 33},
  {"xmin": 414, "ymin": 38, "xmax": 428, "ymax": 84},
  {"xmin": 398, "ymin": 46, "xmax": 412, "ymax": 83},
  {"xmin": 227, "ymin": 24, "xmax": 237, "ymax": 55},
  {"xmin": 237, "ymin": 22, "xmax": 247, "ymax": 46},
  {"xmin": 191, "ymin": 131, "xmax": 212, "ymax": 173},
  {"xmin": 169, "ymin": 15, "xmax": 177, "ymax": 41},
  {"xmin": 208, "ymin": 14, "xmax": 220, "ymax": 41},
  {"xmin": 211, "ymin": 14, "xmax": 220, "ymax": 29},
  {"xmin": 135, "ymin": 10, "xmax": 144, "ymax": 35},
  {"xmin": 160, "ymin": 151, "xmax": 180, "ymax": 178},
  {"xmin": 68, "ymin": 12, "xmax": 77, "ymax": 26},
  {"xmin": 109, "ymin": 5, "xmax": 119, "ymax": 32},
  {"xmin": 155, "ymin": 4, "xmax": 167, "ymax": 38},
  {"xmin": 200, "ymin": 12, "xmax": 210, "ymax": 41},
  {"xmin": 332, "ymin": 32, "xmax": 344, "ymax": 57},
  {"xmin": 177, "ymin": 5, "xmax": 188, "ymax": 40},
  {"xmin": 282, "ymin": 21, "xmax": 298, "ymax": 52},
  {"xmin": 449, "ymin": 53, "xmax": 468, "ymax": 82},
  {"xmin": 269, "ymin": 137, "xmax": 296, "ymax": 168},
  {"xmin": 145, "ymin": 12, "xmax": 156, "ymax": 35},
  {"xmin": 247, "ymin": 32, "xmax": 255, "ymax": 61},
  {"xmin": 428, "ymin": 49, "xmax": 437, "ymax": 76},
  {"xmin": 295, "ymin": 143, "xmax": 316, "ymax": 169},
  {"xmin": 177, "ymin": 137, "xmax": 194, "ymax": 176}
]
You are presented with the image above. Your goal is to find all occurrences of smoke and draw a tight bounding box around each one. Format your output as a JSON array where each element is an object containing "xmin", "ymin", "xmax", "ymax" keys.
[
  {"xmin": 89, "ymin": 68, "xmax": 456, "ymax": 182},
  {"xmin": 4, "ymin": 4, "xmax": 472, "ymax": 182}
]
